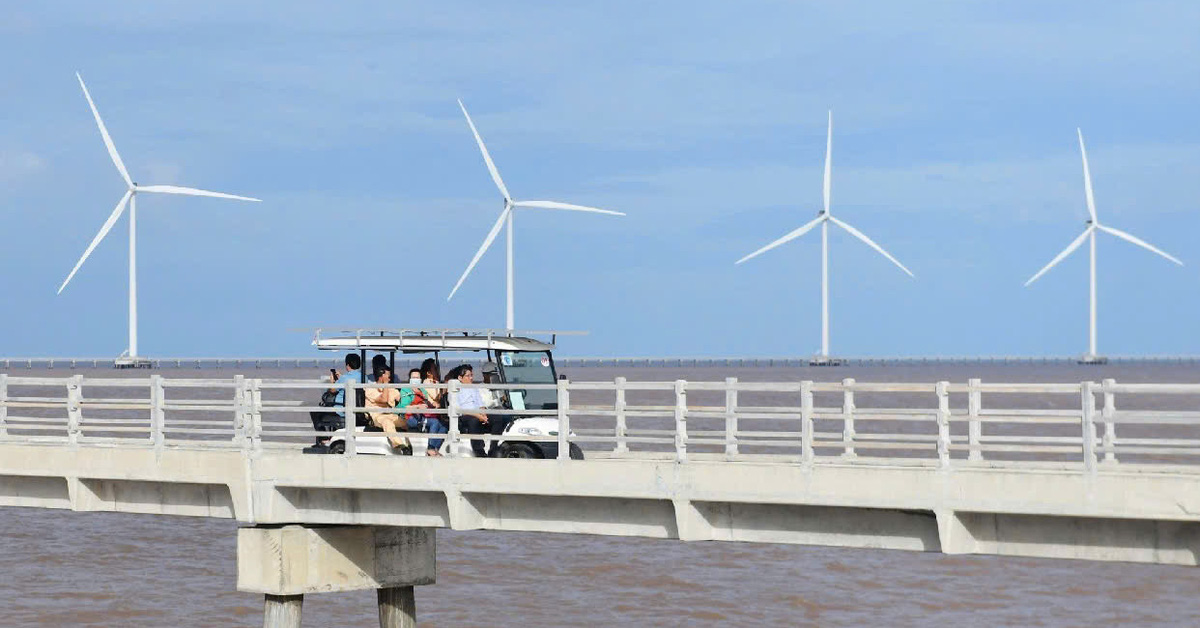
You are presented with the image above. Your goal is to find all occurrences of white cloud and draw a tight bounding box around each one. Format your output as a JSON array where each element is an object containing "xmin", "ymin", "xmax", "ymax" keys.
[
  {"xmin": 139, "ymin": 160, "xmax": 183, "ymax": 185},
  {"xmin": 0, "ymin": 149, "xmax": 46, "ymax": 185}
]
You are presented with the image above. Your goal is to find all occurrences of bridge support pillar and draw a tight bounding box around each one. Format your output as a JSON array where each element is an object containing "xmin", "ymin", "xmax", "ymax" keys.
[
  {"xmin": 237, "ymin": 525, "xmax": 434, "ymax": 628},
  {"xmin": 262, "ymin": 594, "xmax": 303, "ymax": 628},
  {"xmin": 377, "ymin": 586, "xmax": 417, "ymax": 628},
  {"xmin": 935, "ymin": 509, "xmax": 974, "ymax": 555}
]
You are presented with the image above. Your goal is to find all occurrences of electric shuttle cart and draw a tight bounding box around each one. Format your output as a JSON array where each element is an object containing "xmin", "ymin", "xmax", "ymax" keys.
[{"xmin": 303, "ymin": 328, "xmax": 583, "ymax": 459}]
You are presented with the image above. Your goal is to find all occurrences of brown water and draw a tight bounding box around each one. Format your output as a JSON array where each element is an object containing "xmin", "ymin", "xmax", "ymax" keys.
[{"xmin": 3, "ymin": 364, "xmax": 1200, "ymax": 627}]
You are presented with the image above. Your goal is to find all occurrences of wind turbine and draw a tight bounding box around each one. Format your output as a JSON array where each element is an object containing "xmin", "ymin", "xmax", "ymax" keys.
[
  {"xmin": 736, "ymin": 111, "xmax": 914, "ymax": 363},
  {"xmin": 447, "ymin": 99, "xmax": 625, "ymax": 330},
  {"xmin": 1024, "ymin": 128, "xmax": 1183, "ymax": 363},
  {"xmin": 58, "ymin": 73, "xmax": 261, "ymax": 363}
]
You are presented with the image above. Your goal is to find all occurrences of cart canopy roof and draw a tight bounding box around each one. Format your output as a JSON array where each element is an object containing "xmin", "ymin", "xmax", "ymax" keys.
[{"xmin": 310, "ymin": 328, "xmax": 578, "ymax": 353}]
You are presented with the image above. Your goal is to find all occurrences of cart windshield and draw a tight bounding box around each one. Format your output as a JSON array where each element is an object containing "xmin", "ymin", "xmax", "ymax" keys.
[{"xmin": 498, "ymin": 350, "xmax": 557, "ymax": 410}]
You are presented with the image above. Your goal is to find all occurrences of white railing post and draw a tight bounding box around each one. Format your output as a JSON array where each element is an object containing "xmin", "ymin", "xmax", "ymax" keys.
[
  {"xmin": 233, "ymin": 374, "xmax": 247, "ymax": 449},
  {"xmin": 613, "ymin": 376, "xmax": 628, "ymax": 454},
  {"xmin": 150, "ymin": 374, "xmax": 165, "ymax": 449},
  {"xmin": 446, "ymin": 380, "xmax": 460, "ymax": 458},
  {"xmin": 967, "ymin": 378, "xmax": 982, "ymax": 462},
  {"xmin": 724, "ymin": 377, "xmax": 738, "ymax": 458},
  {"xmin": 936, "ymin": 381, "xmax": 951, "ymax": 468},
  {"xmin": 674, "ymin": 380, "xmax": 688, "ymax": 464},
  {"xmin": 800, "ymin": 380, "xmax": 814, "ymax": 466},
  {"xmin": 1081, "ymin": 381, "xmax": 1098, "ymax": 473},
  {"xmin": 66, "ymin": 374, "xmax": 83, "ymax": 445},
  {"xmin": 841, "ymin": 378, "xmax": 856, "ymax": 459},
  {"xmin": 1101, "ymin": 378, "xmax": 1117, "ymax": 465},
  {"xmin": 343, "ymin": 378, "xmax": 357, "ymax": 456},
  {"xmin": 557, "ymin": 379, "xmax": 571, "ymax": 461},
  {"xmin": 0, "ymin": 373, "xmax": 8, "ymax": 438},
  {"xmin": 251, "ymin": 379, "xmax": 263, "ymax": 453}
]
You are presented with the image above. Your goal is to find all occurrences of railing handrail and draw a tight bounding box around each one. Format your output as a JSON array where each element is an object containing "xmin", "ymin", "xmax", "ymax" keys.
[
  {"xmin": 5, "ymin": 354, "xmax": 1200, "ymax": 371},
  {"xmin": 3, "ymin": 375, "xmax": 1200, "ymax": 474}
]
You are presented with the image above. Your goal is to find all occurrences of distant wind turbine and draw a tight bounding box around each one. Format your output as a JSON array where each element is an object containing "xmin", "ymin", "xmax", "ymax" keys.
[
  {"xmin": 58, "ymin": 73, "xmax": 261, "ymax": 361},
  {"xmin": 736, "ymin": 111, "xmax": 914, "ymax": 362},
  {"xmin": 447, "ymin": 99, "xmax": 625, "ymax": 330},
  {"xmin": 1024, "ymin": 128, "xmax": 1183, "ymax": 363}
]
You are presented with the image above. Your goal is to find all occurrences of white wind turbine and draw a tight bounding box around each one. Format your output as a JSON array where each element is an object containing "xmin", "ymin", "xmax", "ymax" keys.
[
  {"xmin": 1024, "ymin": 128, "xmax": 1183, "ymax": 363},
  {"xmin": 447, "ymin": 99, "xmax": 625, "ymax": 330},
  {"xmin": 58, "ymin": 73, "xmax": 261, "ymax": 361},
  {"xmin": 736, "ymin": 111, "xmax": 914, "ymax": 362}
]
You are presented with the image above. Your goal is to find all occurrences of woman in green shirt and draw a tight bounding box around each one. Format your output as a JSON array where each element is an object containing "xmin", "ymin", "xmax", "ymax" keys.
[{"xmin": 399, "ymin": 368, "xmax": 421, "ymax": 407}]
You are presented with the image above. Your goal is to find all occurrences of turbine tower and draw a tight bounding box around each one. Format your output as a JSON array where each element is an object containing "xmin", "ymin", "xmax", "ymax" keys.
[
  {"xmin": 1024, "ymin": 128, "xmax": 1183, "ymax": 364},
  {"xmin": 736, "ymin": 111, "xmax": 914, "ymax": 364},
  {"xmin": 448, "ymin": 99, "xmax": 625, "ymax": 331},
  {"xmin": 59, "ymin": 73, "xmax": 261, "ymax": 364}
]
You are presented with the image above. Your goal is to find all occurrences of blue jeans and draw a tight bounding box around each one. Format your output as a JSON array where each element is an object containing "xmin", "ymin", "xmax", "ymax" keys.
[{"xmin": 407, "ymin": 416, "xmax": 447, "ymax": 451}]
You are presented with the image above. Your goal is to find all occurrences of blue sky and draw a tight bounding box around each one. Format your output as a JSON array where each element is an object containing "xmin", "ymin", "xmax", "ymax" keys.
[{"xmin": 1, "ymin": 1, "xmax": 1198, "ymax": 357}]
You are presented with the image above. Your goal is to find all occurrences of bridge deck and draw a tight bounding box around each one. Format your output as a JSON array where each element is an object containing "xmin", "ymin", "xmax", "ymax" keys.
[{"xmin": 3, "ymin": 375, "xmax": 1200, "ymax": 566}]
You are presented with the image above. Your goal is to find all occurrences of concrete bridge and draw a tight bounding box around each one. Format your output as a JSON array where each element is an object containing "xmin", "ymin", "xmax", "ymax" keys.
[{"xmin": 3, "ymin": 374, "xmax": 1200, "ymax": 625}]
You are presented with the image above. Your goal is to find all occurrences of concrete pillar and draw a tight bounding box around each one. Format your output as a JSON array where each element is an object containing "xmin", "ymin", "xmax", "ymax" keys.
[
  {"xmin": 377, "ymin": 586, "xmax": 417, "ymax": 628},
  {"xmin": 263, "ymin": 594, "xmax": 303, "ymax": 628},
  {"xmin": 238, "ymin": 525, "xmax": 435, "ymax": 627}
]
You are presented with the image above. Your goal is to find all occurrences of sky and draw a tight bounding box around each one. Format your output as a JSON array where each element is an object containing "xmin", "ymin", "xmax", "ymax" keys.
[{"xmin": 1, "ymin": 1, "xmax": 1198, "ymax": 358}]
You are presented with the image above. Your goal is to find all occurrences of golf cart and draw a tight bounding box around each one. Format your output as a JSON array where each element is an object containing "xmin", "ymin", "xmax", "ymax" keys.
[{"xmin": 302, "ymin": 328, "xmax": 583, "ymax": 459}]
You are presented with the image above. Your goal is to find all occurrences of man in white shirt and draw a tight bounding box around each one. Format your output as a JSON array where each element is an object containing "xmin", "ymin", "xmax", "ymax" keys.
[{"xmin": 452, "ymin": 364, "xmax": 493, "ymax": 457}]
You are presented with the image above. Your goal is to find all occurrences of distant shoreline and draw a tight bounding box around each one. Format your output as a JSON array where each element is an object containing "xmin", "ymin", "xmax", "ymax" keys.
[{"xmin": 3, "ymin": 355, "xmax": 1200, "ymax": 369}]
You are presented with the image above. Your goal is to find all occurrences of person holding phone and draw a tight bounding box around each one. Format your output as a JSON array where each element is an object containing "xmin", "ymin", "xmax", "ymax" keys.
[{"xmin": 327, "ymin": 353, "xmax": 363, "ymax": 418}]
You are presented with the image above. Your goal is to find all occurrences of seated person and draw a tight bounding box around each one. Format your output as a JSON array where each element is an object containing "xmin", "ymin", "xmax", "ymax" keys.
[
  {"xmin": 419, "ymin": 358, "xmax": 444, "ymax": 409},
  {"xmin": 366, "ymin": 354, "xmax": 389, "ymax": 382},
  {"xmin": 364, "ymin": 366, "xmax": 405, "ymax": 449},
  {"xmin": 328, "ymin": 353, "xmax": 363, "ymax": 419},
  {"xmin": 479, "ymin": 362, "xmax": 506, "ymax": 409},
  {"xmin": 453, "ymin": 364, "xmax": 509, "ymax": 457},
  {"xmin": 399, "ymin": 368, "xmax": 421, "ymax": 408},
  {"xmin": 403, "ymin": 366, "xmax": 447, "ymax": 457}
]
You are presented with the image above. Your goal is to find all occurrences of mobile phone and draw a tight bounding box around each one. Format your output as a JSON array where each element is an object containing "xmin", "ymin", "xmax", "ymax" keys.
[{"xmin": 329, "ymin": 368, "xmax": 338, "ymax": 378}]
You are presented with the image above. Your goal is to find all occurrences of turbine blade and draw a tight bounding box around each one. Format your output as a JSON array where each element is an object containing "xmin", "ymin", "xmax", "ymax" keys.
[
  {"xmin": 1024, "ymin": 227, "xmax": 1092, "ymax": 286},
  {"xmin": 735, "ymin": 215, "xmax": 825, "ymax": 265},
  {"xmin": 1078, "ymin": 128, "xmax": 1097, "ymax": 222},
  {"xmin": 828, "ymin": 215, "xmax": 915, "ymax": 277},
  {"xmin": 823, "ymin": 110, "xmax": 832, "ymax": 215},
  {"xmin": 76, "ymin": 72, "xmax": 133, "ymax": 187},
  {"xmin": 1097, "ymin": 224, "xmax": 1184, "ymax": 266},
  {"xmin": 58, "ymin": 190, "xmax": 133, "ymax": 294},
  {"xmin": 137, "ymin": 184, "xmax": 261, "ymax": 202},
  {"xmin": 513, "ymin": 200, "xmax": 625, "ymax": 216},
  {"xmin": 447, "ymin": 205, "xmax": 511, "ymax": 301},
  {"xmin": 457, "ymin": 99, "xmax": 511, "ymax": 201}
]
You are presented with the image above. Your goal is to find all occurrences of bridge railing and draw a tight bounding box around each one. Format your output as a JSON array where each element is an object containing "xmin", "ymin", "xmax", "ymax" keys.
[{"xmin": 2, "ymin": 374, "xmax": 1200, "ymax": 471}]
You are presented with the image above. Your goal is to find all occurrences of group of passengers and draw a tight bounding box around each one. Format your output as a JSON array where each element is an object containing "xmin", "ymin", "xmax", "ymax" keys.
[{"xmin": 328, "ymin": 353, "xmax": 508, "ymax": 457}]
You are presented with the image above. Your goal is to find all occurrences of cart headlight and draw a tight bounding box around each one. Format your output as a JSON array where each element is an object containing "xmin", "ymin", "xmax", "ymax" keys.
[{"xmin": 517, "ymin": 426, "xmax": 543, "ymax": 436}]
